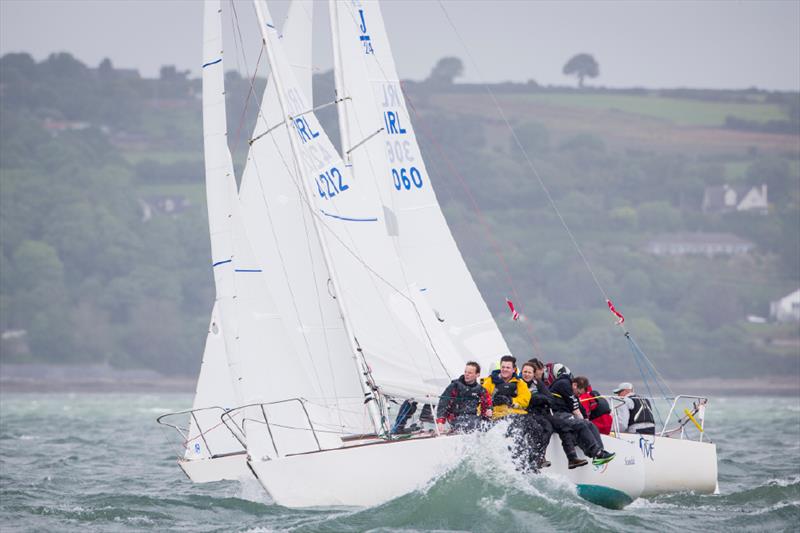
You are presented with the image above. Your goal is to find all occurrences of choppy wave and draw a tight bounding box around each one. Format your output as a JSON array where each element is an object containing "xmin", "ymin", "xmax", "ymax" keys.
[{"xmin": 1, "ymin": 393, "xmax": 799, "ymax": 532}]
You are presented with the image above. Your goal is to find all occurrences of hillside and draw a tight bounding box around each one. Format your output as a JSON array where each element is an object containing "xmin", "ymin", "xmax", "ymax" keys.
[{"xmin": 0, "ymin": 52, "xmax": 798, "ymax": 381}]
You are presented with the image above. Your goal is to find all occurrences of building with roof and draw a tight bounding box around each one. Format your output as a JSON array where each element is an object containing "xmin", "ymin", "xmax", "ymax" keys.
[
  {"xmin": 702, "ymin": 184, "xmax": 768, "ymax": 214},
  {"xmin": 770, "ymin": 290, "xmax": 800, "ymax": 323},
  {"xmin": 644, "ymin": 232, "xmax": 755, "ymax": 257}
]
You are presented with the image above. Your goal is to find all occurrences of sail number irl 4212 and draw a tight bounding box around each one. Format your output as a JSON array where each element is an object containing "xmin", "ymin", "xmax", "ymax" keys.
[
  {"xmin": 391, "ymin": 167, "xmax": 423, "ymax": 190},
  {"xmin": 317, "ymin": 167, "xmax": 349, "ymax": 199}
]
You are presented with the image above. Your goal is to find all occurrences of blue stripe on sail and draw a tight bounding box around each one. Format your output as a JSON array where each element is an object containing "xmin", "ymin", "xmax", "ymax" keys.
[
  {"xmin": 235, "ymin": 269, "xmax": 262, "ymax": 273},
  {"xmin": 212, "ymin": 259, "xmax": 232, "ymax": 267},
  {"xmin": 202, "ymin": 58, "xmax": 222, "ymax": 68},
  {"xmin": 320, "ymin": 210, "xmax": 377, "ymax": 223}
]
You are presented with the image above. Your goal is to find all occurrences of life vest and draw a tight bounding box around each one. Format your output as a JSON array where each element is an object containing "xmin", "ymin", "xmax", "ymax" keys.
[
  {"xmin": 629, "ymin": 396, "xmax": 654, "ymax": 425},
  {"xmin": 587, "ymin": 390, "xmax": 611, "ymax": 420},
  {"xmin": 491, "ymin": 373, "xmax": 519, "ymax": 400},
  {"xmin": 448, "ymin": 377, "xmax": 485, "ymax": 417}
]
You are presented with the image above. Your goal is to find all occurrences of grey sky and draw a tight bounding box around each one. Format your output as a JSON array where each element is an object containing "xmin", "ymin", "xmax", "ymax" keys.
[{"xmin": 1, "ymin": 0, "xmax": 798, "ymax": 91}]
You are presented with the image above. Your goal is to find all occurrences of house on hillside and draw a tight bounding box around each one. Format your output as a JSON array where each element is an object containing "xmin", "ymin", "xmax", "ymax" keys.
[
  {"xmin": 139, "ymin": 195, "xmax": 192, "ymax": 221},
  {"xmin": 644, "ymin": 232, "xmax": 755, "ymax": 257},
  {"xmin": 702, "ymin": 184, "xmax": 768, "ymax": 214},
  {"xmin": 770, "ymin": 289, "xmax": 800, "ymax": 323}
]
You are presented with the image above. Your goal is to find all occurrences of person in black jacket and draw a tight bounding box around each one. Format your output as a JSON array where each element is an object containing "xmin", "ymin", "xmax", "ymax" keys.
[
  {"xmin": 548, "ymin": 364, "xmax": 616, "ymax": 466},
  {"xmin": 435, "ymin": 361, "xmax": 493, "ymax": 433},
  {"xmin": 522, "ymin": 359, "xmax": 588, "ymax": 469}
]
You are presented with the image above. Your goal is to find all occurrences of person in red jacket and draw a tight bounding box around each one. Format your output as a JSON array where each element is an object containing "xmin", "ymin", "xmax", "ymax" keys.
[{"xmin": 573, "ymin": 376, "xmax": 613, "ymax": 435}]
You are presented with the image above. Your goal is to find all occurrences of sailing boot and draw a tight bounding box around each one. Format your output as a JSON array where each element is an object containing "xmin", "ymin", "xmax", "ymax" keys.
[
  {"xmin": 592, "ymin": 450, "xmax": 616, "ymax": 466},
  {"xmin": 568, "ymin": 457, "xmax": 588, "ymax": 469}
]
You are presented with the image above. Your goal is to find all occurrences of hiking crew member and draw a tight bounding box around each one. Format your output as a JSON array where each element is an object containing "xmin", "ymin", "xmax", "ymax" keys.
[
  {"xmin": 613, "ymin": 382, "xmax": 656, "ymax": 435},
  {"xmin": 483, "ymin": 355, "xmax": 541, "ymax": 472},
  {"xmin": 549, "ymin": 364, "xmax": 616, "ymax": 467},
  {"xmin": 574, "ymin": 376, "xmax": 613, "ymax": 435},
  {"xmin": 482, "ymin": 355, "xmax": 531, "ymax": 418},
  {"xmin": 435, "ymin": 362, "xmax": 493, "ymax": 433},
  {"xmin": 520, "ymin": 360, "xmax": 554, "ymax": 468}
]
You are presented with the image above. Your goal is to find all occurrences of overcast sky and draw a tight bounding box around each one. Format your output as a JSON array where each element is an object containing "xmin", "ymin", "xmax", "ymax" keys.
[{"xmin": 1, "ymin": 0, "xmax": 798, "ymax": 91}]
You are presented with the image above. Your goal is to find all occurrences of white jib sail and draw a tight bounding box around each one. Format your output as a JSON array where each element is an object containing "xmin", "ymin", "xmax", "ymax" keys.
[
  {"xmin": 331, "ymin": 0, "xmax": 511, "ymax": 372},
  {"xmin": 238, "ymin": 0, "xmax": 374, "ymax": 437},
  {"xmin": 184, "ymin": 303, "xmax": 243, "ymax": 460},
  {"xmin": 253, "ymin": 0, "xmax": 463, "ymax": 402},
  {"xmin": 203, "ymin": 0, "xmax": 342, "ymax": 457}
]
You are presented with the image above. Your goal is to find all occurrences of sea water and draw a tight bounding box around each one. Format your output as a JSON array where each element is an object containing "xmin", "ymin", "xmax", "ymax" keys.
[{"xmin": 0, "ymin": 393, "xmax": 797, "ymax": 532}]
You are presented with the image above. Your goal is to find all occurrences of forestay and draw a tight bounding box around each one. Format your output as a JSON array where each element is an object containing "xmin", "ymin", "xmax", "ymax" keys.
[
  {"xmin": 331, "ymin": 0, "xmax": 510, "ymax": 372},
  {"xmin": 254, "ymin": 0, "xmax": 464, "ymax": 401}
]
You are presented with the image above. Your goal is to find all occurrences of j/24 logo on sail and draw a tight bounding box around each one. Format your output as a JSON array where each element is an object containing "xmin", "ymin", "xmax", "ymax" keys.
[
  {"xmin": 317, "ymin": 167, "xmax": 349, "ymax": 199},
  {"xmin": 358, "ymin": 9, "xmax": 374, "ymax": 54}
]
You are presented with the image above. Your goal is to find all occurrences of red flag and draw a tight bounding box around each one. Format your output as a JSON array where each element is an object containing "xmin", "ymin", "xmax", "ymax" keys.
[
  {"xmin": 506, "ymin": 298, "xmax": 520, "ymax": 321},
  {"xmin": 606, "ymin": 299, "xmax": 624, "ymax": 325}
]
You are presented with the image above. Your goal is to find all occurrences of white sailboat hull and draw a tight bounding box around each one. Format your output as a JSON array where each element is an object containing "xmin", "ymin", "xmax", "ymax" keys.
[
  {"xmin": 618, "ymin": 433, "xmax": 718, "ymax": 496},
  {"xmin": 544, "ymin": 433, "xmax": 646, "ymax": 509},
  {"xmin": 178, "ymin": 452, "xmax": 252, "ymax": 483},
  {"xmin": 249, "ymin": 431, "xmax": 645, "ymax": 509}
]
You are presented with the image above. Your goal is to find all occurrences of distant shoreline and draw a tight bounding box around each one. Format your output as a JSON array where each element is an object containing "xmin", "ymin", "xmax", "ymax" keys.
[{"xmin": 1, "ymin": 363, "xmax": 797, "ymax": 395}]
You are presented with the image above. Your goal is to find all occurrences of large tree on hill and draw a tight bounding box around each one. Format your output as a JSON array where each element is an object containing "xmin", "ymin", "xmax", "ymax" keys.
[
  {"xmin": 563, "ymin": 53, "xmax": 599, "ymax": 88},
  {"xmin": 428, "ymin": 56, "xmax": 464, "ymax": 85}
]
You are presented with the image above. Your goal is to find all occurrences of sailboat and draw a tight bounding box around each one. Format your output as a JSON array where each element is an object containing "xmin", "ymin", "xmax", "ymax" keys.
[{"xmin": 158, "ymin": 0, "xmax": 715, "ymax": 509}]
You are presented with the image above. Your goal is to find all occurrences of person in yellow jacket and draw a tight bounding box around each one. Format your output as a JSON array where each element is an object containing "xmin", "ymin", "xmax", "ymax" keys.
[{"xmin": 481, "ymin": 355, "xmax": 531, "ymax": 419}]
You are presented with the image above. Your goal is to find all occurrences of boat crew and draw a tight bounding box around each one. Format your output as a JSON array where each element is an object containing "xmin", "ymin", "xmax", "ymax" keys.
[
  {"xmin": 481, "ymin": 355, "xmax": 531, "ymax": 418},
  {"xmin": 574, "ymin": 376, "xmax": 613, "ymax": 435},
  {"xmin": 613, "ymin": 382, "xmax": 656, "ymax": 435},
  {"xmin": 549, "ymin": 364, "xmax": 616, "ymax": 466},
  {"xmin": 482, "ymin": 355, "xmax": 540, "ymax": 471},
  {"xmin": 520, "ymin": 360, "xmax": 556, "ymax": 468},
  {"xmin": 435, "ymin": 361, "xmax": 493, "ymax": 433}
]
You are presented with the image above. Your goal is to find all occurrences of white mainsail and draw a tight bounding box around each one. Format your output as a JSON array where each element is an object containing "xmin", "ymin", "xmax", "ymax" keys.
[
  {"xmin": 331, "ymin": 0, "xmax": 510, "ymax": 372},
  {"xmin": 252, "ymin": 0, "xmax": 463, "ymax": 403}
]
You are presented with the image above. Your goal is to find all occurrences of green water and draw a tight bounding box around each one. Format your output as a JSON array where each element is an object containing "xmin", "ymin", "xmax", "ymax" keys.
[{"xmin": 1, "ymin": 393, "xmax": 797, "ymax": 532}]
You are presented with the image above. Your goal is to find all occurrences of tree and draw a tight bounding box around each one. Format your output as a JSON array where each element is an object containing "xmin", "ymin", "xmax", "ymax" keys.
[
  {"xmin": 563, "ymin": 53, "xmax": 599, "ymax": 88},
  {"xmin": 428, "ymin": 57, "xmax": 464, "ymax": 85}
]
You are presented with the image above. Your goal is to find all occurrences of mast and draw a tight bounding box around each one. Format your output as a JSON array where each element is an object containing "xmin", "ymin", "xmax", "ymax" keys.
[
  {"xmin": 328, "ymin": 0, "xmax": 354, "ymax": 159},
  {"xmin": 251, "ymin": 0, "xmax": 385, "ymax": 436}
]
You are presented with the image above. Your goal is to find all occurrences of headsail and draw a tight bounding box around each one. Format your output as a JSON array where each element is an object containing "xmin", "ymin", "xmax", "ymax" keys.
[
  {"xmin": 331, "ymin": 0, "xmax": 510, "ymax": 372},
  {"xmin": 203, "ymin": 0, "xmax": 343, "ymax": 457},
  {"xmin": 238, "ymin": 0, "xmax": 373, "ymax": 436}
]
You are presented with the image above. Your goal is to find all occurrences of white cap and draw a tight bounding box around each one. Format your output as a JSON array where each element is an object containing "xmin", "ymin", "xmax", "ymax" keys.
[{"xmin": 613, "ymin": 382, "xmax": 634, "ymax": 394}]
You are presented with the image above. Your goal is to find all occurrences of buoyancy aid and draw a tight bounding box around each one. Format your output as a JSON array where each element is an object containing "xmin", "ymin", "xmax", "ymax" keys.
[
  {"xmin": 482, "ymin": 371, "xmax": 530, "ymax": 418},
  {"xmin": 549, "ymin": 375, "xmax": 580, "ymax": 414},
  {"xmin": 629, "ymin": 396, "xmax": 655, "ymax": 425},
  {"xmin": 588, "ymin": 390, "xmax": 611, "ymax": 420},
  {"xmin": 435, "ymin": 376, "xmax": 487, "ymax": 422}
]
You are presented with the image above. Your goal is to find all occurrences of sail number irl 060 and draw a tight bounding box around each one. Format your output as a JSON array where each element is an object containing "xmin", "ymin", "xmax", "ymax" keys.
[
  {"xmin": 391, "ymin": 167, "xmax": 423, "ymax": 190},
  {"xmin": 317, "ymin": 167, "xmax": 349, "ymax": 199}
]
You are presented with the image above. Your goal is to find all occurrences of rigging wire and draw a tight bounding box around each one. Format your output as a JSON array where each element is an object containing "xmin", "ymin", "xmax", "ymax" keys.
[{"xmin": 434, "ymin": 0, "xmax": 675, "ymax": 402}]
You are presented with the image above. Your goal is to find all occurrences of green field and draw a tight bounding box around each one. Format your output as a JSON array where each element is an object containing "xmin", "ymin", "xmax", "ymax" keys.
[{"xmin": 516, "ymin": 93, "xmax": 788, "ymax": 127}]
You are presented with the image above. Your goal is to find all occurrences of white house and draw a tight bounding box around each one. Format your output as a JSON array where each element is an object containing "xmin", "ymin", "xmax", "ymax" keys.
[
  {"xmin": 770, "ymin": 289, "xmax": 800, "ymax": 323},
  {"xmin": 702, "ymin": 184, "xmax": 768, "ymax": 214}
]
